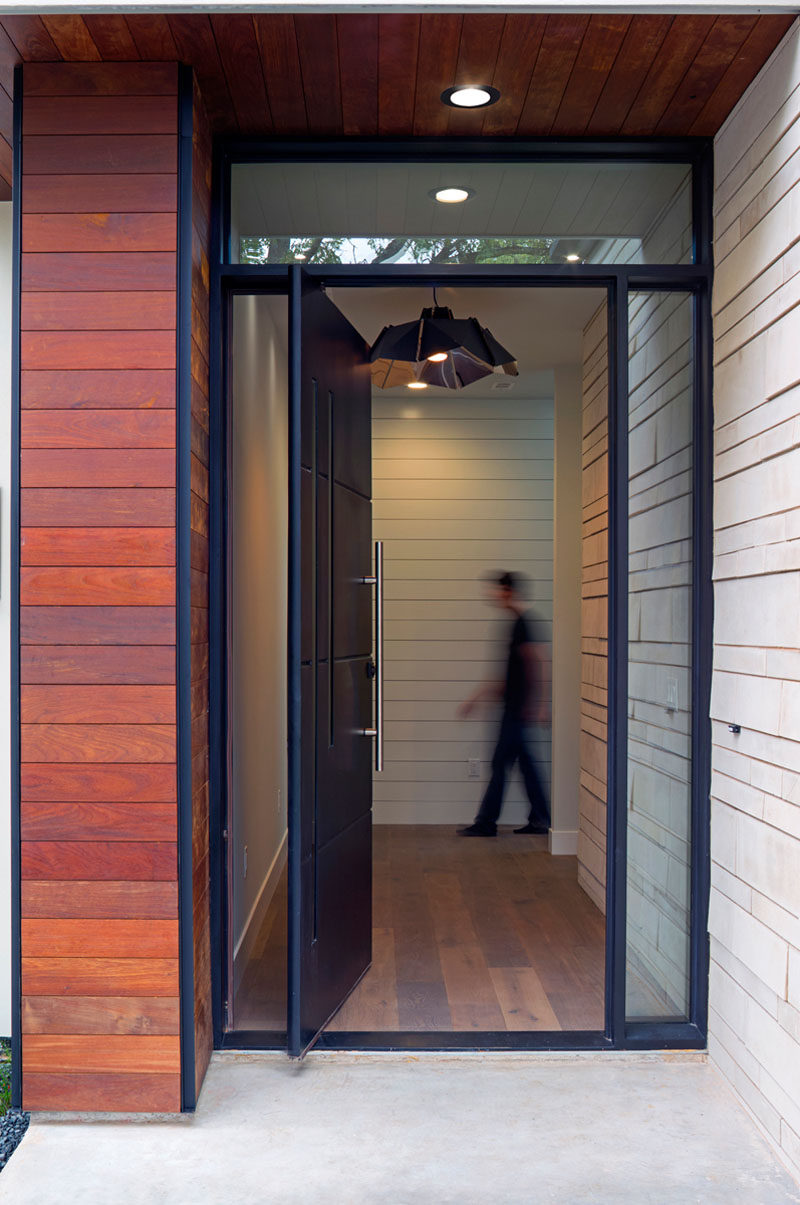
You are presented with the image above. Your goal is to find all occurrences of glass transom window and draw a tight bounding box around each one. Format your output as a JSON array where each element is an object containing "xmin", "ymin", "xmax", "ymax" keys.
[{"xmin": 230, "ymin": 159, "xmax": 693, "ymax": 267}]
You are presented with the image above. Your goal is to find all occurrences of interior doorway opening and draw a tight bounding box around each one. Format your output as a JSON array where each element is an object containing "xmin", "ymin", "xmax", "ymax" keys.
[{"xmin": 225, "ymin": 280, "xmax": 615, "ymax": 1042}]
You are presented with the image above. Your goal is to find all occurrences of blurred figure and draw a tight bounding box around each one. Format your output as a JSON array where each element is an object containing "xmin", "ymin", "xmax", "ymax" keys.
[{"xmin": 457, "ymin": 571, "xmax": 551, "ymax": 837}]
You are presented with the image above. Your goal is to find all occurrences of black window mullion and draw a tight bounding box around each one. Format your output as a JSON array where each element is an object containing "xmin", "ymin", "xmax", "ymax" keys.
[
  {"xmin": 689, "ymin": 280, "xmax": 714, "ymax": 1035},
  {"xmin": 607, "ymin": 272, "xmax": 629, "ymax": 1045}
]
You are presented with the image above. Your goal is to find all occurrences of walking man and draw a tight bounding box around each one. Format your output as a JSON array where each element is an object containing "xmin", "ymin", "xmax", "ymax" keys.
[{"xmin": 457, "ymin": 571, "xmax": 551, "ymax": 837}]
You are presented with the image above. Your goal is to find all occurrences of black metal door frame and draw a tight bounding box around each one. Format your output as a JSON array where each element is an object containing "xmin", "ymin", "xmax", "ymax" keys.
[{"xmin": 208, "ymin": 137, "xmax": 714, "ymax": 1054}]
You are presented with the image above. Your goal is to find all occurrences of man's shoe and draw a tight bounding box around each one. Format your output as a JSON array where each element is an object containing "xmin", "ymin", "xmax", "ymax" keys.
[
  {"xmin": 514, "ymin": 822, "xmax": 549, "ymax": 835},
  {"xmin": 457, "ymin": 823, "xmax": 497, "ymax": 837}
]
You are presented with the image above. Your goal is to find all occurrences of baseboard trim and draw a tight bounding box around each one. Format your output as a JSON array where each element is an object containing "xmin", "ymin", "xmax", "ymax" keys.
[
  {"xmin": 549, "ymin": 828, "xmax": 578, "ymax": 856},
  {"xmin": 233, "ymin": 830, "xmax": 287, "ymax": 996}
]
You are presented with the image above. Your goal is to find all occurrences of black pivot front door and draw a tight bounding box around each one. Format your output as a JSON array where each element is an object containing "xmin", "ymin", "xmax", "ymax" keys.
[{"xmin": 288, "ymin": 269, "xmax": 374, "ymax": 1055}]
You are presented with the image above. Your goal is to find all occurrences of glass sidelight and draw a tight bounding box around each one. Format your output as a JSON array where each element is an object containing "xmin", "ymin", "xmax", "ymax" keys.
[{"xmin": 625, "ymin": 291, "xmax": 694, "ymax": 1022}]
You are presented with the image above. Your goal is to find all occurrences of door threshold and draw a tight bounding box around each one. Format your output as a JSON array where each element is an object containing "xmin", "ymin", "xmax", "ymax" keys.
[{"xmin": 220, "ymin": 1030, "xmax": 612, "ymax": 1052}]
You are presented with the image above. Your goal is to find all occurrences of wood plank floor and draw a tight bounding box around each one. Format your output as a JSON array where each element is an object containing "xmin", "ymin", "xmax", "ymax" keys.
[{"xmin": 234, "ymin": 825, "xmax": 606, "ymax": 1033}]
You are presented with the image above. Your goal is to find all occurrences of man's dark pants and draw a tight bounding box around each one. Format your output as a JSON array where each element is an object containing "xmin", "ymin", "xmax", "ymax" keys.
[{"xmin": 475, "ymin": 710, "xmax": 551, "ymax": 830}]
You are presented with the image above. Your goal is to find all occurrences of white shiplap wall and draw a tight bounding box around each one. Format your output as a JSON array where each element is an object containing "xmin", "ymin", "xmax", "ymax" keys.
[
  {"xmin": 372, "ymin": 394, "xmax": 554, "ymax": 826},
  {"xmin": 709, "ymin": 17, "xmax": 800, "ymax": 1183}
]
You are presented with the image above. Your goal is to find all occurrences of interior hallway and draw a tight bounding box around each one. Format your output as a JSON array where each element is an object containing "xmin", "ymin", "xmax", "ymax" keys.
[
  {"xmin": 235, "ymin": 825, "xmax": 606, "ymax": 1033},
  {"xmin": 331, "ymin": 825, "xmax": 604, "ymax": 1031},
  {"xmin": 4, "ymin": 1053, "xmax": 798, "ymax": 1205}
]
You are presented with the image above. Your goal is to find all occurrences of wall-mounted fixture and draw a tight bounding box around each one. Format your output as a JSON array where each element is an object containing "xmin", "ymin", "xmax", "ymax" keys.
[
  {"xmin": 441, "ymin": 85, "xmax": 500, "ymax": 108},
  {"xmin": 370, "ymin": 290, "xmax": 518, "ymax": 390}
]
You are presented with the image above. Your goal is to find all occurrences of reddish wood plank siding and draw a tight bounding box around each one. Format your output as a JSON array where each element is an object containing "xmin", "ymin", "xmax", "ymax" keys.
[
  {"xmin": 24, "ymin": 134, "xmax": 177, "ymax": 175},
  {"xmin": 22, "ymin": 410, "xmax": 176, "ymax": 454},
  {"xmin": 23, "ymin": 95, "xmax": 174, "ymax": 135},
  {"xmin": 21, "ymin": 879, "xmax": 178, "ymax": 919},
  {"xmin": 21, "ymin": 526, "xmax": 176, "ymax": 563},
  {"xmin": 20, "ymin": 723, "xmax": 177, "ymax": 763},
  {"xmin": 23, "ymin": 61, "xmax": 177, "ymax": 95},
  {"xmin": 20, "ymin": 566, "xmax": 176, "ymax": 605},
  {"xmin": 23, "ymin": 1034, "xmax": 181, "ymax": 1075},
  {"xmin": 21, "ymin": 448, "xmax": 176, "ymax": 485},
  {"xmin": 22, "ymin": 212, "xmax": 177, "ymax": 253},
  {"xmin": 21, "ymin": 762, "xmax": 176, "ymax": 802},
  {"xmin": 20, "ymin": 644, "xmax": 176, "ymax": 683},
  {"xmin": 19, "ymin": 62, "xmax": 182, "ymax": 1113},
  {"xmin": 22, "ymin": 995, "xmax": 180, "ymax": 1036},
  {"xmin": 21, "ymin": 685, "xmax": 177, "ymax": 723},
  {"xmin": 23, "ymin": 174, "xmax": 178, "ymax": 214},
  {"xmin": 22, "ymin": 957, "xmax": 179, "ymax": 996},
  {"xmin": 22, "ymin": 251, "xmax": 177, "ymax": 292},
  {"xmin": 21, "ymin": 487, "xmax": 175, "ymax": 527},
  {"xmin": 21, "ymin": 840, "xmax": 178, "ymax": 882},
  {"xmin": 22, "ymin": 919, "xmax": 179, "ymax": 958},
  {"xmin": 22, "ymin": 1073, "xmax": 180, "ymax": 1113},
  {"xmin": 21, "ymin": 368, "xmax": 176, "ymax": 409},
  {"xmin": 22, "ymin": 292, "xmax": 176, "ymax": 331},
  {"xmin": 21, "ymin": 800, "xmax": 178, "ymax": 842}
]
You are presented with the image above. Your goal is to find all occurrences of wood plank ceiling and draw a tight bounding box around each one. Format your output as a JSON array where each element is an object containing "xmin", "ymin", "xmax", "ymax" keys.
[{"xmin": 0, "ymin": 11, "xmax": 793, "ymax": 198}]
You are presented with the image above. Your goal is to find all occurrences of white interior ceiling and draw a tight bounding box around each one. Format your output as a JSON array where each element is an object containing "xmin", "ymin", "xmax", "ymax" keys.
[
  {"xmin": 233, "ymin": 160, "xmax": 690, "ymax": 241},
  {"xmin": 331, "ymin": 285, "xmax": 605, "ymax": 397}
]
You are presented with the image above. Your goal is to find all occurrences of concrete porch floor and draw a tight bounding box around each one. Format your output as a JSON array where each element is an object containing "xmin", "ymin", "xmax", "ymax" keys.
[{"xmin": 1, "ymin": 1052, "xmax": 799, "ymax": 1204}]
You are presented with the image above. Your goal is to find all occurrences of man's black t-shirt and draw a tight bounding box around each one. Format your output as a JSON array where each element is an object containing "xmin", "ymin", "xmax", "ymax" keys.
[
  {"xmin": 505, "ymin": 614, "xmax": 531, "ymax": 716},
  {"xmin": 504, "ymin": 611, "xmax": 543, "ymax": 717}
]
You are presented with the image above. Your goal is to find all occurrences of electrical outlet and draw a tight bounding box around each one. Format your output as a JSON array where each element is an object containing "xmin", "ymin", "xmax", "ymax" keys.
[
  {"xmin": 666, "ymin": 677, "xmax": 679, "ymax": 712},
  {"xmin": 243, "ymin": 844, "xmax": 248, "ymax": 879},
  {"xmin": 467, "ymin": 758, "xmax": 480, "ymax": 779}
]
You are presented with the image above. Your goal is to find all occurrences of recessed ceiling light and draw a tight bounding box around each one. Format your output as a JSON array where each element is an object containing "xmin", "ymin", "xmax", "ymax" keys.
[
  {"xmin": 407, "ymin": 381, "xmax": 428, "ymax": 390},
  {"xmin": 441, "ymin": 85, "xmax": 500, "ymax": 109},
  {"xmin": 566, "ymin": 254, "xmax": 581, "ymax": 263},
  {"xmin": 427, "ymin": 351, "xmax": 449, "ymax": 363},
  {"xmin": 431, "ymin": 187, "xmax": 473, "ymax": 204}
]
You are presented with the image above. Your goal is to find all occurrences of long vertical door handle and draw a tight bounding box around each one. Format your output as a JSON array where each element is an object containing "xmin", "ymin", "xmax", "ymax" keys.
[{"xmin": 363, "ymin": 540, "xmax": 384, "ymax": 772}]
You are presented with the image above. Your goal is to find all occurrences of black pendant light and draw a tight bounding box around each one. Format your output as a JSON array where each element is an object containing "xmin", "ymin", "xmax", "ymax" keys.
[{"xmin": 369, "ymin": 291, "xmax": 518, "ymax": 390}]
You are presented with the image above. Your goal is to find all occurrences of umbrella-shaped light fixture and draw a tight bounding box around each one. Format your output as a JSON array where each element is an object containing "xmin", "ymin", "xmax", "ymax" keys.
[{"xmin": 369, "ymin": 291, "xmax": 519, "ymax": 390}]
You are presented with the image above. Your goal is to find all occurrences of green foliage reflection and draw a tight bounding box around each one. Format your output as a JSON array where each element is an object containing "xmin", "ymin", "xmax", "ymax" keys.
[{"xmin": 239, "ymin": 235, "xmax": 554, "ymax": 265}]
